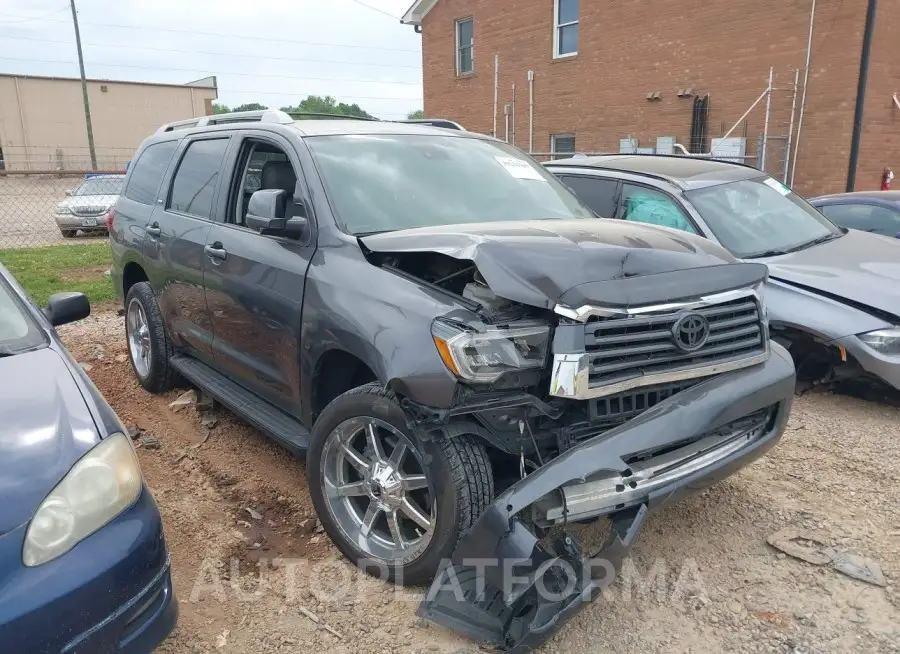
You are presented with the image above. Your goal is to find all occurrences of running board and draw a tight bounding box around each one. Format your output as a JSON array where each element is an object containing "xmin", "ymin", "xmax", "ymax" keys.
[{"xmin": 170, "ymin": 355, "xmax": 310, "ymax": 455}]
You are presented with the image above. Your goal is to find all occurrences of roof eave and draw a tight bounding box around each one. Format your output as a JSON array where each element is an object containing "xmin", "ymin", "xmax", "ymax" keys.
[{"xmin": 400, "ymin": 0, "xmax": 439, "ymax": 25}]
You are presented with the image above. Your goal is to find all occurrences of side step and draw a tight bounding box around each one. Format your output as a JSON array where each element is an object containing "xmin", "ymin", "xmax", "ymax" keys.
[{"xmin": 170, "ymin": 355, "xmax": 310, "ymax": 455}]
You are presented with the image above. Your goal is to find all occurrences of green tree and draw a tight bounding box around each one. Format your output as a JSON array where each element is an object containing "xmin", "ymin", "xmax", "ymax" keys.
[
  {"xmin": 407, "ymin": 109, "xmax": 425, "ymax": 119},
  {"xmin": 232, "ymin": 102, "xmax": 269, "ymax": 112},
  {"xmin": 281, "ymin": 95, "xmax": 375, "ymax": 119},
  {"xmin": 211, "ymin": 102, "xmax": 231, "ymax": 114}
]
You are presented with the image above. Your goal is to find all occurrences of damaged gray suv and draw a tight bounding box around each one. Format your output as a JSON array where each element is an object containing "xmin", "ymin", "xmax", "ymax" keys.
[{"xmin": 110, "ymin": 110, "xmax": 795, "ymax": 652}]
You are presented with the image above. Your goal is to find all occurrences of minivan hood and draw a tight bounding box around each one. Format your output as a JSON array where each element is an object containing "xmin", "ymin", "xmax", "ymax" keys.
[
  {"xmin": 0, "ymin": 347, "xmax": 99, "ymax": 535},
  {"xmin": 361, "ymin": 219, "xmax": 767, "ymax": 309},
  {"xmin": 761, "ymin": 229, "xmax": 900, "ymax": 319}
]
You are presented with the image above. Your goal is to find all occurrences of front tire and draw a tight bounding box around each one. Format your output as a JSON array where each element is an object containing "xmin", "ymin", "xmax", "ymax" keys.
[
  {"xmin": 308, "ymin": 383, "xmax": 494, "ymax": 585},
  {"xmin": 60, "ymin": 229, "xmax": 77, "ymax": 238},
  {"xmin": 124, "ymin": 281, "xmax": 177, "ymax": 393}
]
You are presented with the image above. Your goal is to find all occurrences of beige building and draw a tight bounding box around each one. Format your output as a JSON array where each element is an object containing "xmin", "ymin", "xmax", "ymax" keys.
[{"xmin": 0, "ymin": 73, "xmax": 218, "ymax": 172}]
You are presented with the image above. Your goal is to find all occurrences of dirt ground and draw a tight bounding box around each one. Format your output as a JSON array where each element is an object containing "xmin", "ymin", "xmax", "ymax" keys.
[{"xmin": 59, "ymin": 308, "xmax": 900, "ymax": 654}]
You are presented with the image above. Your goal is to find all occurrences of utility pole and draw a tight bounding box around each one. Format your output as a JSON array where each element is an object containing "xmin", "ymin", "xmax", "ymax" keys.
[{"xmin": 70, "ymin": 0, "xmax": 97, "ymax": 170}]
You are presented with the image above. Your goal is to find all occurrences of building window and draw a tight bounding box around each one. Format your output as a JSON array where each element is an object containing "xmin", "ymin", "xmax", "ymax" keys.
[
  {"xmin": 456, "ymin": 18, "xmax": 474, "ymax": 75},
  {"xmin": 551, "ymin": 133, "xmax": 576, "ymax": 159},
  {"xmin": 553, "ymin": 0, "xmax": 578, "ymax": 58}
]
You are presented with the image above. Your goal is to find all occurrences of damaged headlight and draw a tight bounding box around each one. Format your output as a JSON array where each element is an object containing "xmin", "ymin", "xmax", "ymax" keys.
[
  {"xmin": 432, "ymin": 319, "xmax": 550, "ymax": 382},
  {"xmin": 858, "ymin": 327, "xmax": 900, "ymax": 356}
]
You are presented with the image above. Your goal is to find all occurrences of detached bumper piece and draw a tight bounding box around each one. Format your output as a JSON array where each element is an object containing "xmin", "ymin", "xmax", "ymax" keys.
[
  {"xmin": 418, "ymin": 343, "xmax": 796, "ymax": 652},
  {"xmin": 418, "ymin": 505, "xmax": 647, "ymax": 653}
]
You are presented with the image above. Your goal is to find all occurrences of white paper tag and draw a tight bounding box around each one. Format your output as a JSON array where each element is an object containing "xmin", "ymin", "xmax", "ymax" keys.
[
  {"xmin": 763, "ymin": 177, "xmax": 792, "ymax": 196},
  {"xmin": 494, "ymin": 156, "xmax": 546, "ymax": 181}
]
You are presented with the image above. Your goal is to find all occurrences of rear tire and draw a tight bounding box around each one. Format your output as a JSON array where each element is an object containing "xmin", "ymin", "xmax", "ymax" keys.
[
  {"xmin": 60, "ymin": 229, "xmax": 76, "ymax": 238},
  {"xmin": 308, "ymin": 383, "xmax": 493, "ymax": 586},
  {"xmin": 124, "ymin": 281, "xmax": 177, "ymax": 393}
]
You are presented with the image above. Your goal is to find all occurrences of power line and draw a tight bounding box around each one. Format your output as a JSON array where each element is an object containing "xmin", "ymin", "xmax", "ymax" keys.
[
  {"xmin": 0, "ymin": 55, "xmax": 421, "ymax": 85},
  {"xmin": 221, "ymin": 89, "xmax": 421, "ymax": 101},
  {"xmin": 0, "ymin": 14, "xmax": 420, "ymax": 52},
  {"xmin": 0, "ymin": 33, "xmax": 421, "ymax": 68},
  {"xmin": 0, "ymin": 5, "xmax": 69, "ymax": 23},
  {"xmin": 345, "ymin": 0, "xmax": 401, "ymax": 20}
]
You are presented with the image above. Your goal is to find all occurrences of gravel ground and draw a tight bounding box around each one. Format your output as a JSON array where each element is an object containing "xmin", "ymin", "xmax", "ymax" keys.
[{"xmin": 60, "ymin": 309, "xmax": 900, "ymax": 654}]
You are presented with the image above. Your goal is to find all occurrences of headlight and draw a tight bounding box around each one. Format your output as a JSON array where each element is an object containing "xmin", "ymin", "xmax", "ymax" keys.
[
  {"xmin": 54, "ymin": 205, "xmax": 72, "ymax": 215},
  {"xmin": 432, "ymin": 319, "xmax": 550, "ymax": 382},
  {"xmin": 23, "ymin": 432, "xmax": 143, "ymax": 567},
  {"xmin": 858, "ymin": 327, "xmax": 900, "ymax": 356}
]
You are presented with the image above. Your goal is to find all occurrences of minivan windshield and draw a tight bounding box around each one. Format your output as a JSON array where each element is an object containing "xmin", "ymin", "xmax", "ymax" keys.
[
  {"xmin": 686, "ymin": 176, "xmax": 843, "ymax": 258},
  {"xmin": 0, "ymin": 278, "xmax": 46, "ymax": 356},
  {"xmin": 74, "ymin": 177, "xmax": 125, "ymax": 196},
  {"xmin": 305, "ymin": 134, "xmax": 593, "ymax": 234}
]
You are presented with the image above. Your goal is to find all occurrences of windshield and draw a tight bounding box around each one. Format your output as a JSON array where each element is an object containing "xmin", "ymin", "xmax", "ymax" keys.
[
  {"xmin": 0, "ymin": 279, "xmax": 46, "ymax": 355},
  {"xmin": 74, "ymin": 177, "xmax": 125, "ymax": 196},
  {"xmin": 305, "ymin": 134, "xmax": 593, "ymax": 234},
  {"xmin": 685, "ymin": 176, "xmax": 843, "ymax": 258}
]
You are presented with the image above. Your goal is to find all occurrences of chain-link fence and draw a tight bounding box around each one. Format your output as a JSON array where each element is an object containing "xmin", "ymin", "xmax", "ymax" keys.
[{"xmin": 0, "ymin": 170, "xmax": 125, "ymax": 249}]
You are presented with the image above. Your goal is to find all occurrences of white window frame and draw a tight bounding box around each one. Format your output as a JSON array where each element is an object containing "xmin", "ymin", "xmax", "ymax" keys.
[
  {"xmin": 455, "ymin": 17, "xmax": 474, "ymax": 75},
  {"xmin": 551, "ymin": 133, "xmax": 577, "ymax": 159},
  {"xmin": 553, "ymin": 0, "xmax": 579, "ymax": 59}
]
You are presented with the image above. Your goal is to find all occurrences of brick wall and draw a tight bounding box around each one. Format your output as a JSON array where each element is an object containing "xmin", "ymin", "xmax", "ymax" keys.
[{"xmin": 420, "ymin": 0, "xmax": 876, "ymax": 196}]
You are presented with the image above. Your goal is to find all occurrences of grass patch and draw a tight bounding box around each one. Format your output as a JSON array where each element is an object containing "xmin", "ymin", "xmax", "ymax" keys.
[{"xmin": 0, "ymin": 242, "xmax": 115, "ymax": 306}]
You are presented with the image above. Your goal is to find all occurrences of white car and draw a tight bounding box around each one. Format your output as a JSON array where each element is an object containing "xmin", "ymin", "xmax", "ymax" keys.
[{"xmin": 54, "ymin": 174, "xmax": 125, "ymax": 238}]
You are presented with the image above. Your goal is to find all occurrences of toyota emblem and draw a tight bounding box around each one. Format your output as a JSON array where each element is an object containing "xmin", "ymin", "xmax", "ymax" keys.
[{"xmin": 672, "ymin": 312, "xmax": 710, "ymax": 352}]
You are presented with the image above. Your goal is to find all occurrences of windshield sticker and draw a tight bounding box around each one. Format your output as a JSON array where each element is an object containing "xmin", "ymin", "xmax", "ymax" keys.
[
  {"xmin": 763, "ymin": 177, "xmax": 792, "ymax": 196},
  {"xmin": 494, "ymin": 156, "xmax": 546, "ymax": 181}
]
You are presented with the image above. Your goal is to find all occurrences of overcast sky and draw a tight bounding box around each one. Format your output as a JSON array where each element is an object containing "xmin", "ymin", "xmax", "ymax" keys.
[{"xmin": 0, "ymin": 0, "xmax": 423, "ymax": 119}]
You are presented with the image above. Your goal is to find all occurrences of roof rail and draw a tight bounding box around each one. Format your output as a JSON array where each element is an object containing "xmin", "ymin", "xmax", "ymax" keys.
[
  {"xmin": 394, "ymin": 118, "xmax": 466, "ymax": 131},
  {"xmin": 156, "ymin": 109, "xmax": 295, "ymax": 133},
  {"xmin": 285, "ymin": 111, "xmax": 379, "ymax": 121}
]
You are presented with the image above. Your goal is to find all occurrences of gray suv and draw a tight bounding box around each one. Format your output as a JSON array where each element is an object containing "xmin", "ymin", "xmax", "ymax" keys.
[{"xmin": 110, "ymin": 110, "xmax": 795, "ymax": 651}]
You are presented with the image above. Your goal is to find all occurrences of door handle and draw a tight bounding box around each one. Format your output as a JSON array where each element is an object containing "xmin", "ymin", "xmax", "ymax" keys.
[
  {"xmin": 204, "ymin": 243, "xmax": 227, "ymax": 262},
  {"xmin": 145, "ymin": 222, "xmax": 161, "ymax": 238}
]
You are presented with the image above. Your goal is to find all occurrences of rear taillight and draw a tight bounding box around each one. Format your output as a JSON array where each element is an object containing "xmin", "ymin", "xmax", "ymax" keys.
[{"xmin": 105, "ymin": 207, "xmax": 116, "ymax": 230}]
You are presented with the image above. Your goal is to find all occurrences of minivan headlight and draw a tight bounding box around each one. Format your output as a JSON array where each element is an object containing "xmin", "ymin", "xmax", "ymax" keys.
[
  {"xmin": 432, "ymin": 320, "xmax": 550, "ymax": 382},
  {"xmin": 23, "ymin": 432, "xmax": 143, "ymax": 567},
  {"xmin": 858, "ymin": 327, "xmax": 900, "ymax": 356}
]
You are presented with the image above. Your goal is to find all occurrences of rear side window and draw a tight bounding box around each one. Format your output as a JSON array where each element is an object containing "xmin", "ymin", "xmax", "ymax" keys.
[
  {"xmin": 123, "ymin": 141, "xmax": 179, "ymax": 204},
  {"xmin": 168, "ymin": 138, "xmax": 229, "ymax": 219},
  {"xmin": 559, "ymin": 175, "xmax": 618, "ymax": 217}
]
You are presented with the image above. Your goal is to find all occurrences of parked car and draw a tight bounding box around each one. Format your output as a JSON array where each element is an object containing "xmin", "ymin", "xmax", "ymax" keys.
[
  {"xmin": 0, "ymin": 263, "xmax": 177, "ymax": 652},
  {"xmin": 809, "ymin": 191, "xmax": 900, "ymax": 238},
  {"xmin": 54, "ymin": 173, "xmax": 126, "ymax": 238},
  {"xmin": 545, "ymin": 155, "xmax": 900, "ymax": 393},
  {"xmin": 110, "ymin": 109, "xmax": 794, "ymax": 651}
]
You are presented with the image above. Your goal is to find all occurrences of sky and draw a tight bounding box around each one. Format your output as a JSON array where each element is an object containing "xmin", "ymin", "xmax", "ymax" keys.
[{"xmin": 0, "ymin": 0, "xmax": 423, "ymax": 119}]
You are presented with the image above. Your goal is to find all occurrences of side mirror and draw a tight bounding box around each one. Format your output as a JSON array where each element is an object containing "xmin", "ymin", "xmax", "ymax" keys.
[
  {"xmin": 65, "ymin": 189, "xmax": 73, "ymax": 196},
  {"xmin": 895, "ymin": 232, "xmax": 900, "ymax": 239},
  {"xmin": 45, "ymin": 292, "xmax": 90, "ymax": 326},
  {"xmin": 245, "ymin": 189, "xmax": 308, "ymax": 238}
]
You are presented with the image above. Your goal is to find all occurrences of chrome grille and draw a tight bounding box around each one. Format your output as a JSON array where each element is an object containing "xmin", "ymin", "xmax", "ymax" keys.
[
  {"xmin": 585, "ymin": 295, "xmax": 765, "ymax": 388},
  {"xmin": 71, "ymin": 205, "xmax": 107, "ymax": 217}
]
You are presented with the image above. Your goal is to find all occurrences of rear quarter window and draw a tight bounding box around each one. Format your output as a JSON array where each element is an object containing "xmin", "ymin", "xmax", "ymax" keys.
[{"xmin": 123, "ymin": 140, "xmax": 179, "ymax": 205}]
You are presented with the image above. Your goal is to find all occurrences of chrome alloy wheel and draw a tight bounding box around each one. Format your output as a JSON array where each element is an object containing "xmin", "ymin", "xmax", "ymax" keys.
[
  {"xmin": 126, "ymin": 297, "xmax": 152, "ymax": 379},
  {"xmin": 320, "ymin": 417, "xmax": 435, "ymax": 563}
]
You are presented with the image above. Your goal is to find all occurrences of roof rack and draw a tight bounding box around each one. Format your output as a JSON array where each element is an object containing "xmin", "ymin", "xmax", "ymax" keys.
[
  {"xmin": 156, "ymin": 109, "xmax": 295, "ymax": 133},
  {"xmin": 285, "ymin": 111, "xmax": 379, "ymax": 122},
  {"xmin": 394, "ymin": 118, "xmax": 466, "ymax": 131}
]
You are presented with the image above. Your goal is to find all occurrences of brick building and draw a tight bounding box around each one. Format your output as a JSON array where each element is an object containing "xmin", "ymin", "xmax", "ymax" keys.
[{"xmin": 401, "ymin": 0, "xmax": 899, "ymax": 196}]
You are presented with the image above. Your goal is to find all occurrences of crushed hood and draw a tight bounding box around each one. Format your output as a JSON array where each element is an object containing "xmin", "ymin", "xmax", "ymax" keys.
[
  {"xmin": 761, "ymin": 229, "xmax": 900, "ymax": 319},
  {"xmin": 361, "ymin": 219, "xmax": 767, "ymax": 309}
]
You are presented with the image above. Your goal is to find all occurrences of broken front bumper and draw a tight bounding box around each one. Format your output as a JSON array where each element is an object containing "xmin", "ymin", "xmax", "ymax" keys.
[{"xmin": 418, "ymin": 342, "xmax": 796, "ymax": 652}]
